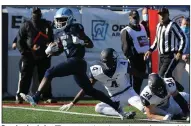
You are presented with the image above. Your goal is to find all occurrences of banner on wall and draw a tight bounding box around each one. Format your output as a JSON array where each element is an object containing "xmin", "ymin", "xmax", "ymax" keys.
[
  {"xmin": 82, "ymin": 8, "xmax": 132, "ymax": 52},
  {"xmin": 6, "ymin": 7, "xmax": 81, "ymax": 50},
  {"xmin": 82, "ymin": 7, "xmax": 189, "ymax": 52}
]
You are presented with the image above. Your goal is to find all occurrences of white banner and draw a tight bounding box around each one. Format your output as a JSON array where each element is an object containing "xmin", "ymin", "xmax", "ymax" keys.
[
  {"xmin": 82, "ymin": 8, "xmax": 132, "ymax": 52},
  {"xmin": 6, "ymin": 7, "xmax": 81, "ymax": 50},
  {"xmin": 81, "ymin": 8, "xmax": 189, "ymax": 52}
]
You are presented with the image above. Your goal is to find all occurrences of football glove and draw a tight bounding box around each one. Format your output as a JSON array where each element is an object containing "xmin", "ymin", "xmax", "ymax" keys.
[
  {"xmin": 59, "ymin": 102, "xmax": 74, "ymax": 111},
  {"xmin": 45, "ymin": 42, "xmax": 59, "ymax": 55}
]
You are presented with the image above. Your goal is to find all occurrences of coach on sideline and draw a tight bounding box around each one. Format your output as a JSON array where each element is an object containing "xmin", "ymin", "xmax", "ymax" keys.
[
  {"xmin": 120, "ymin": 10, "xmax": 149, "ymax": 94},
  {"xmin": 144, "ymin": 7, "xmax": 187, "ymax": 91}
]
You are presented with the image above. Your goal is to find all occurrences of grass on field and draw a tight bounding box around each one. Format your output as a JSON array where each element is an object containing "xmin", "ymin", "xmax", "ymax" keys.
[{"xmin": 2, "ymin": 100, "xmax": 189, "ymax": 124}]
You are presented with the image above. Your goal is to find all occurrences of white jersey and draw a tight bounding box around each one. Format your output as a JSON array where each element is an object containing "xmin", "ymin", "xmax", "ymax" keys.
[
  {"xmin": 140, "ymin": 77, "xmax": 176, "ymax": 108},
  {"xmin": 90, "ymin": 59, "xmax": 131, "ymax": 97},
  {"xmin": 121, "ymin": 24, "xmax": 149, "ymax": 53}
]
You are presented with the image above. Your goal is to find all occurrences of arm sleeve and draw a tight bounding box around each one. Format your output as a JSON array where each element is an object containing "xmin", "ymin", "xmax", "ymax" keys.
[
  {"xmin": 149, "ymin": 24, "xmax": 159, "ymax": 52},
  {"xmin": 16, "ymin": 22, "xmax": 27, "ymax": 54},
  {"xmin": 121, "ymin": 29, "xmax": 135, "ymax": 58},
  {"xmin": 171, "ymin": 22, "xmax": 187, "ymax": 54}
]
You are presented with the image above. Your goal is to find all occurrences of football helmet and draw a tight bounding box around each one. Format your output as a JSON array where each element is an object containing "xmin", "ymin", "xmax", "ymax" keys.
[
  {"xmin": 100, "ymin": 48, "xmax": 118, "ymax": 69},
  {"xmin": 148, "ymin": 73, "xmax": 167, "ymax": 98},
  {"xmin": 54, "ymin": 8, "xmax": 74, "ymax": 29}
]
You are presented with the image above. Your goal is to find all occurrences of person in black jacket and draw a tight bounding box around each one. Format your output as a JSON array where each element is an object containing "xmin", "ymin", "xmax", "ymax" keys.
[{"xmin": 16, "ymin": 7, "xmax": 55, "ymax": 103}]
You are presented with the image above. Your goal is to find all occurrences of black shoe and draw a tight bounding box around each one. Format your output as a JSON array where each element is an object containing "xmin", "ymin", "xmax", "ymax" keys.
[
  {"xmin": 124, "ymin": 111, "xmax": 136, "ymax": 119},
  {"xmin": 15, "ymin": 93, "xmax": 23, "ymax": 104}
]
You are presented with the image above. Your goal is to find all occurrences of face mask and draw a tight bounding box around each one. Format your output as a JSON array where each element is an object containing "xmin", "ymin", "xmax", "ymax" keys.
[
  {"xmin": 142, "ymin": 14, "xmax": 148, "ymax": 21},
  {"xmin": 181, "ymin": 26, "xmax": 190, "ymax": 34}
]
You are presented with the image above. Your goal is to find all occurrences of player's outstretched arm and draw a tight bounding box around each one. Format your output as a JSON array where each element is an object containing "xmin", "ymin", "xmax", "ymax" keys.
[
  {"xmin": 144, "ymin": 105, "xmax": 172, "ymax": 121},
  {"xmin": 59, "ymin": 78, "xmax": 97, "ymax": 111},
  {"xmin": 141, "ymin": 96, "xmax": 171, "ymax": 121}
]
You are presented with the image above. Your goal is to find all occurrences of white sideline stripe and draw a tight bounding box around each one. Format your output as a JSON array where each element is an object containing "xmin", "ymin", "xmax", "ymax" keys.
[
  {"xmin": 3, "ymin": 106, "xmax": 121, "ymax": 119},
  {"xmin": 3, "ymin": 106, "xmax": 187, "ymax": 123}
]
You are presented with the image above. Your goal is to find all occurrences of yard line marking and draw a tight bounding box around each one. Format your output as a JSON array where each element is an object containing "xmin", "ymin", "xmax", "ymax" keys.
[
  {"xmin": 3, "ymin": 106, "xmax": 187, "ymax": 123},
  {"xmin": 3, "ymin": 106, "xmax": 121, "ymax": 119}
]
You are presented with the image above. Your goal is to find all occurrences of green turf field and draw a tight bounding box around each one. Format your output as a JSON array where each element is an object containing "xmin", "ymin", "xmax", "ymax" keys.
[{"xmin": 2, "ymin": 100, "xmax": 189, "ymax": 124}]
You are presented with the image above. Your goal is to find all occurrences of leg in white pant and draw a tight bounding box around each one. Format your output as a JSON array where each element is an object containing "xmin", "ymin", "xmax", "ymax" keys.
[
  {"xmin": 94, "ymin": 87, "xmax": 145, "ymax": 116},
  {"xmin": 95, "ymin": 102, "xmax": 120, "ymax": 116}
]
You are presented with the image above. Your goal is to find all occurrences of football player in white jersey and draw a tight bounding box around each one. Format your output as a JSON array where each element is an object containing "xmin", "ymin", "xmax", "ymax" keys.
[
  {"xmin": 59, "ymin": 48, "xmax": 148, "ymax": 118},
  {"xmin": 140, "ymin": 73, "xmax": 190, "ymax": 121}
]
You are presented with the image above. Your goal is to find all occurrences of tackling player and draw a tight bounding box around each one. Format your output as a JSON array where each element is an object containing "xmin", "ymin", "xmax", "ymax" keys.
[
  {"xmin": 60, "ymin": 48, "xmax": 148, "ymax": 118},
  {"xmin": 140, "ymin": 73, "xmax": 190, "ymax": 121},
  {"xmin": 20, "ymin": 8, "xmax": 126, "ymax": 120}
]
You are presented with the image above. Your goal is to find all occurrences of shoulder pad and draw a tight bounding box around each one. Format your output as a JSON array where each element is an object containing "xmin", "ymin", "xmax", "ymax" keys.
[
  {"xmin": 140, "ymin": 86, "xmax": 153, "ymax": 101},
  {"xmin": 164, "ymin": 77, "xmax": 177, "ymax": 94}
]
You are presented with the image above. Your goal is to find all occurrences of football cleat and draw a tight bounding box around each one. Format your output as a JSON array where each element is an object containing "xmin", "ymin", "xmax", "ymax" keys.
[
  {"xmin": 15, "ymin": 93, "xmax": 23, "ymax": 104},
  {"xmin": 20, "ymin": 93, "xmax": 37, "ymax": 106},
  {"xmin": 124, "ymin": 111, "xmax": 136, "ymax": 119}
]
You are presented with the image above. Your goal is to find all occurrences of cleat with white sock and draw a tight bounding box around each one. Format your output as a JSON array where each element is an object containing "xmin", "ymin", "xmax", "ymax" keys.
[{"xmin": 20, "ymin": 93, "xmax": 37, "ymax": 106}]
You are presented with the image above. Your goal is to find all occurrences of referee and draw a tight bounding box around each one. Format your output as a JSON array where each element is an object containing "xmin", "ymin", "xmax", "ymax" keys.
[{"xmin": 144, "ymin": 7, "xmax": 187, "ymax": 91}]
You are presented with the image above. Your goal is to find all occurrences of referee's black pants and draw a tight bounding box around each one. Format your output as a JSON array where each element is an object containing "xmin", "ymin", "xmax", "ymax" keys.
[
  {"xmin": 159, "ymin": 53, "xmax": 184, "ymax": 91},
  {"xmin": 130, "ymin": 53, "xmax": 146, "ymax": 95}
]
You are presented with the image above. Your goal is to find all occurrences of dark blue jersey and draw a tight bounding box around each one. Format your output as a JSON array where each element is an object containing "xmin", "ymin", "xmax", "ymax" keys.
[{"xmin": 55, "ymin": 23, "xmax": 86, "ymax": 58}]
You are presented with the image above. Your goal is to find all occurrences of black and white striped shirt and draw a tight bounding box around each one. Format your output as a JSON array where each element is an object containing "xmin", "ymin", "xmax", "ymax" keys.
[{"xmin": 149, "ymin": 20, "xmax": 187, "ymax": 55}]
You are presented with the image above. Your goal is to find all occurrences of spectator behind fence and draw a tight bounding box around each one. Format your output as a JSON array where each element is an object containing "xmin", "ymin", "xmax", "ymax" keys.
[
  {"xmin": 120, "ymin": 10, "xmax": 149, "ymax": 94},
  {"xmin": 16, "ymin": 7, "xmax": 56, "ymax": 103},
  {"xmin": 173, "ymin": 17, "xmax": 190, "ymax": 84}
]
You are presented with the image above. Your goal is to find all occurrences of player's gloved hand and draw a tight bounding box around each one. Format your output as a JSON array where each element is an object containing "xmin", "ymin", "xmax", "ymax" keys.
[
  {"xmin": 72, "ymin": 36, "xmax": 85, "ymax": 45},
  {"xmin": 45, "ymin": 42, "xmax": 59, "ymax": 55},
  {"xmin": 59, "ymin": 102, "xmax": 74, "ymax": 111},
  {"xmin": 163, "ymin": 114, "xmax": 173, "ymax": 121}
]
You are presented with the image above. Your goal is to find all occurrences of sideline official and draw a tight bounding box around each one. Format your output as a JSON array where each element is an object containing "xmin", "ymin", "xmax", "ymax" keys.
[
  {"xmin": 121, "ymin": 10, "xmax": 149, "ymax": 94},
  {"xmin": 144, "ymin": 7, "xmax": 187, "ymax": 91}
]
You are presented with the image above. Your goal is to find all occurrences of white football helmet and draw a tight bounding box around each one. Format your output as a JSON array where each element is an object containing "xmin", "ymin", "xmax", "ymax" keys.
[{"xmin": 54, "ymin": 8, "xmax": 74, "ymax": 29}]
